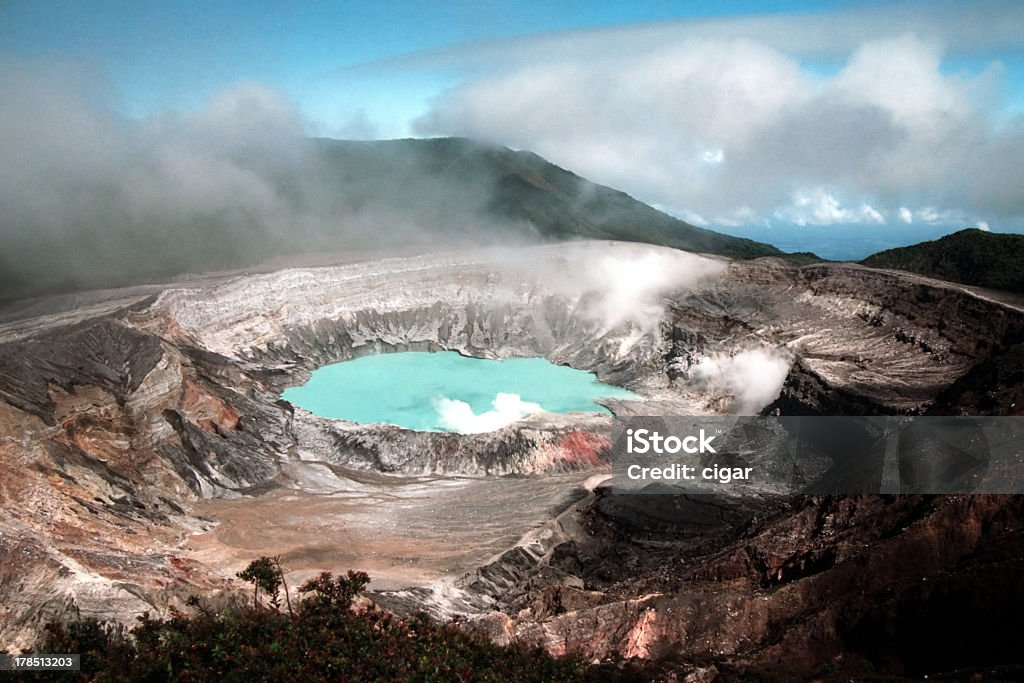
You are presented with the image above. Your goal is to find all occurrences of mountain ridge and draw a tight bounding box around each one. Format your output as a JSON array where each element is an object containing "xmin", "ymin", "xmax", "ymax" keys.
[
  {"xmin": 861, "ymin": 228, "xmax": 1024, "ymax": 294},
  {"xmin": 0, "ymin": 136, "xmax": 800, "ymax": 302},
  {"xmin": 310, "ymin": 137, "xmax": 790, "ymax": 260}
]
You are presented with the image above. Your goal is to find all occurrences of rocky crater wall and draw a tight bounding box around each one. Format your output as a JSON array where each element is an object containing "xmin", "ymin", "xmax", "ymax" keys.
[{"xmin": 2, "ymin": 241, "xmax": 1023, "ymax": 657}]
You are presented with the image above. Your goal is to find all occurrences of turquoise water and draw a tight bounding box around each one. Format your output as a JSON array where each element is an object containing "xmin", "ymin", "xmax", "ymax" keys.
[{"xmin": 281, "ymin": 351, "xmax": 639, "ymax": 433}]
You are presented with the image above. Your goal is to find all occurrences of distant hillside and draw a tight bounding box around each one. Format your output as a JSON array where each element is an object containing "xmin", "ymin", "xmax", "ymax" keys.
[
  {"xmin": 0, "ymin": 136, "xmax": 794, "ymax": 302},
  {"xmin": 862, "ymin": 229, "xmax": 1024, "ymax": 294},
  {"xmin": 311, "ymin": 137, "xmax": 785, "ymax": 260}
]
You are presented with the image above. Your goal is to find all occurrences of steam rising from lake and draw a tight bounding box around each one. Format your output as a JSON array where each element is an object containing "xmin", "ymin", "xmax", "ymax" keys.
[{"xmin": 435, "ymin": 393, "xmax": 544, "ymax": 434}]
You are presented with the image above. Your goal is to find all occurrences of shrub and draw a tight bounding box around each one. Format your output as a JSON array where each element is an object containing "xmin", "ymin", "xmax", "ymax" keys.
[{"xmin": 27, "ymin": 560, "xmax": 586, "ymax": 682}]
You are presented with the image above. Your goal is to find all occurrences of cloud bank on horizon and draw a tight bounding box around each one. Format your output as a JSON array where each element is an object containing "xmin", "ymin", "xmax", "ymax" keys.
[{"xmin": 413, "ymin": 18, "xmax": 1024, "ymax": 233}]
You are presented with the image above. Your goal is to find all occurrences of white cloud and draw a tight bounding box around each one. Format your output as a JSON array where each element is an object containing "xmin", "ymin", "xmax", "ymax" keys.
[
  {"xmin": 0, "ymin": 65, "xmax": 322, "ymax": 293},
  {"xmin": 917, "ymin": 207, "xmax": 946, "ymax": 224},
  {"xmin": 435, "ymin": 393, "xmax": 543, "ymax": 433},
  {"xmin": 861, "ymin": 204, "xmax": 886, "ymax": 224},
  {"xmin": 771, "ymin": 189, "xmax": 886, "ymax": 226},
  {"xmin": 532, "ymin": 242, "xmax": 727, "ymax": 333},
  {"xmin": 807, "ymin": 190, "xmax": 849, "ymax": 223},
  {"xmin": 702, "ymin": 149, "xmax": 724, "ymax": 163},
  {"xmin": 976, "ymin": 220, "xmax": 991, "ymax": 231},
  {"xmin": 687, "ymin": 348, "xmax": 792, "ymax": 415},
  {"xmin": 416, "ymin": 29, "xmax": 1024, "ymax": 231},
  {"xmin": 830, "ymin": 34, "xmax": 969, "ymax": 129},
  {"xmin": 899, "ymin": 207, "xmax": 914, "ymax": 223}
]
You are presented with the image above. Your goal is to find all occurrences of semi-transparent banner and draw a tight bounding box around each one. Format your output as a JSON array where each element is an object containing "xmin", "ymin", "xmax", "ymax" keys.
[{"xmin": 607, "ymin": 417, "xmax": 1024, "ymax": 494}]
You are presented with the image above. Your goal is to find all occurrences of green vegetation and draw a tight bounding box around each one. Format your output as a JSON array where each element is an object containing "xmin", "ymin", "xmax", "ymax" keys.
[
  {"xmin": 861, "ymin": 228, "xmax": 1024, "ymax": 294},
  {"xmin": 29, "ymin": 562, "xmax": 587, "ymax": 682},
  {"xmin": 236, "ymin": 555, "xmax": 290, "ymax": 613}
]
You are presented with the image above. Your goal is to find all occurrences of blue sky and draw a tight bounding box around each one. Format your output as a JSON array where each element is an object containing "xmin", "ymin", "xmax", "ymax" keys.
[
  {"xmin": 8, "ymin": 0, "xmax": 1019, "ymax": 130},
  {"xmin": 1, "ymin": 1, "xmax": 928, "ymax": 128},
  {"xmin": 2, "ymin": 0, "xmax": 1023, "ymax": 257}
]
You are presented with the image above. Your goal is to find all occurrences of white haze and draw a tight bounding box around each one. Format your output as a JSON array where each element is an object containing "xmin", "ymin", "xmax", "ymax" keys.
[
  {"xmin": 435, "ymin": 393, "xmax": 543, "ymax": 434},
  {"xmin": 688, "ymin": 348, "xmax": 792, "ymax": 415},
  {"xmin": 501, "ymin": 242, "xmax": 727, "ymax": 334},
  {"xmin": 416, "ymin": 30, "xmax": 1024, "ymax": 232},
  {"xmin": 0, "ymin": 63, "xmax": 313, "ymax": 294},
  {"xmin": 0, "ymin": 61, "xmax": 537, "ymax": 300}
]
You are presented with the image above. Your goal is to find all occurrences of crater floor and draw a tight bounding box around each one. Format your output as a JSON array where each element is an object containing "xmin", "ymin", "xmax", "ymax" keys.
[{"xmin": 1, "ymin": 241, "xmax": 1022, "ymax": 675}]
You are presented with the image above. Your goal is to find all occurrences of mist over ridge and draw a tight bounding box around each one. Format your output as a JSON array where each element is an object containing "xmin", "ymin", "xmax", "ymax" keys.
[{"xmin": 0, "ymin": 63, "xmax": 789, "ymax": 303}]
